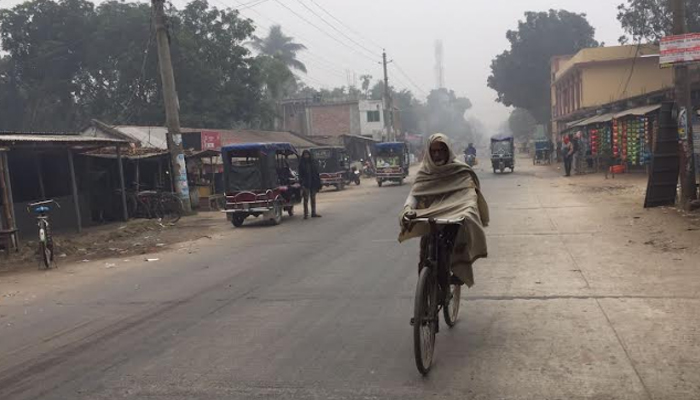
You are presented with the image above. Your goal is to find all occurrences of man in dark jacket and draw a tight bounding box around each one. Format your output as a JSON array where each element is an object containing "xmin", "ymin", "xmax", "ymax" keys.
[{"xmin": 299, "ymin": 150, "xmax": 322, "ymax": 219}]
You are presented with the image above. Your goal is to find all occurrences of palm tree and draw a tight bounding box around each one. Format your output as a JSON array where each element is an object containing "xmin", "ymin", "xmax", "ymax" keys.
[{"xmin": 251, "ymin": 25, "xmax": 307, "ymax": 73}]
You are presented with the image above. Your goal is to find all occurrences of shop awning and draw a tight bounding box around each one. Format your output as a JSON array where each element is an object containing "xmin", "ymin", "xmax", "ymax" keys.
[
  {"xmin": 614, "ymin": 104, "xmax": 661, "ymax": 119},
  {"xmin": 582, "ymin": 113, "xmax": 615, "ymax": 125}
]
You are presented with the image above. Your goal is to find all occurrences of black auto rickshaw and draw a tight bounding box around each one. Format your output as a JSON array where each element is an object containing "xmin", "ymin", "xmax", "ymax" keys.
[
  {"xmin": 374, "ymin": 142, "xmax": 409, "ymax": 186},
  {"xmin": 491, "ymin": 135, "xmax": 515, "ymax": 174},
  {"xmin": 533, "ymin": 139, "xmax": 552, "ymax": 165},
  {"xmin": 222, "ymin": 142, "xmax": 301, "ymax": 227},
  {"xmin": 310, "ymin": 146, "xmax": 359, "ymax": 190}
]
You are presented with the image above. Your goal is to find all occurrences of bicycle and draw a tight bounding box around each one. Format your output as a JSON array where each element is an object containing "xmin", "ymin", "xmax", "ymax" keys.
[
  {"xmin": 404, "ymin": 214, "xmax": 464, "ymax": 375},
  {"xmin": 115, "ymin": 187, "xmax": 183, "ymax": 223},
  {"xmin": 27, "ymin": 200, "xmax": 60, "ymax": 269}
]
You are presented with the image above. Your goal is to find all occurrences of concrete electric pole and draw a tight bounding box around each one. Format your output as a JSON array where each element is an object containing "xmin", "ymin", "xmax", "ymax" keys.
[
  {"xmin": 671, "ymin": 0, "xmax": 697, "ymax": 207},
  {"xmin": 152, "ymin": 0, "xmax": 192, "ymax": 213},
  {"xmin": 382, "ymin": 50, "xmax": 394, "ymax": 141}
]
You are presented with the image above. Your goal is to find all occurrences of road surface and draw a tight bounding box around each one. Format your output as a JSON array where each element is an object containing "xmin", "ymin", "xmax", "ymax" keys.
[{"xmin": 0, "ymin": 159, "xmax": 698, "ymax": 399}]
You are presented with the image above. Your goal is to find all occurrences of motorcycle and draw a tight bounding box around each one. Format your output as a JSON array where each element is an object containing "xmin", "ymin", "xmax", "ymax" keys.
[
  {"xmin": 347, "ymin": 166, "xmax": 361, "ymax": 185},
  {"xmin": 464, "ymin": 153, "xmax": 476, "ymax": 167},
  {"xmin": 361, "ymin": 160, "xmax": 375, "ymax": 178}
]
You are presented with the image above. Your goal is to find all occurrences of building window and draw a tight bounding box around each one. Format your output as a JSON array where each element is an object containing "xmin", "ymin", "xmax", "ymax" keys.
[{"xmin": 367, "ymin": 110, "xmax": 381, "ymax": 122}]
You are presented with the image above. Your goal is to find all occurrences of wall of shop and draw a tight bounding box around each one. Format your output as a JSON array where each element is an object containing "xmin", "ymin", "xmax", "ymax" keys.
[{"xmin": 582, "ymin": 59, "xmax": 673, "ymax": 108}]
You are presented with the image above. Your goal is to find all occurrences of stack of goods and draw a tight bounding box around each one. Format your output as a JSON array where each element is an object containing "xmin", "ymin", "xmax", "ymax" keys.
[
  {"xmin": 626, "ymin": 118, "xmax": 642, "ymax": 165},
  {"xmin": 590, "ymin": 124, "xmax": 612, "ymax": 157},
  {"xmin": 589, "ymin": 127, "xmax": 599, "ymax": 155},
  {"xmin": 613, "ymin": 119, "xmax": 626, "ymax": 160}
]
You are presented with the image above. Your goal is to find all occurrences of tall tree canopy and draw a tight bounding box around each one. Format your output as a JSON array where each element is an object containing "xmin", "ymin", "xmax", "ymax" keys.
[
  {"xmin": 508, "ymin": 108, "xmax": 537, "ymax": 142},
  {"xmin": 617, "ymin": 0, "xmax": 700, "ymax": 44},
  {"xmin": 0, "ymin": 0, "xmax": 272, "ymax": 131},
  {"xmin": 487, "ymin": 9, "xmax": 599, "ymax": 124},
  {"xmin": 251, "ymin": 25, "xmax": 307, "ymax": 73}
]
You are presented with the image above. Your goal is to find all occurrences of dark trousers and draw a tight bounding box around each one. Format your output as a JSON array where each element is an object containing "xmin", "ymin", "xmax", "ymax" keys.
[
  {"xmin": 564, "ymin": 155, "xmax": 573, "ymax": 176},
  {"xmin": 302, "ymin": 187, "xmax": 317, "ymax": 216}
]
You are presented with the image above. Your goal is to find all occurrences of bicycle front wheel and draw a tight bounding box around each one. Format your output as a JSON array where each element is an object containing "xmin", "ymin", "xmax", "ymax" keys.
[
  {"xmin": 443, "ymin": 275, "xmax": 461, "ymax": 327},
  {"xmin": 414, "ymin": 266, "xmax": 437, "ymax": 375}
]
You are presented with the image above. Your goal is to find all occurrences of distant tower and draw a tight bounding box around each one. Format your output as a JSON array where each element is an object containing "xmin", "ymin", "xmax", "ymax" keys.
[{"xmin": 434, "ymin": 40, "xmax": 445, "ymax": 89}]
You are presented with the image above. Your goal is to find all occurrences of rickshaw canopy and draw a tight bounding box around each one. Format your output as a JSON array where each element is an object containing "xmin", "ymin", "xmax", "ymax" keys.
[
  {"xmin": 221, "ymin": 142, "xmax": 298, "ymax": 157},
  {"xmin": 375, "ymin": 142, "xmax": 407, "ymax": 153},
  {"xmin": 311, "ymin": 146, "xmax": 348, "ymax": 173}
]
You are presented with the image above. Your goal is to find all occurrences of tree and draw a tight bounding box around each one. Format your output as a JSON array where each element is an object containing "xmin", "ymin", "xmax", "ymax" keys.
[
  {"xmin": 360, "ymin": 74, "xmax": 372, "ymax": 98},
  {"xmin": 508, "ymin": 108, "xmax": 537, "ymax": 142},
  {"xmin": 250, "ymin": 25, "xmax": 307, "ymax": 73},
  {"xmin": 617, "ymin": 0, "xmax": 700, "ymax": 44},
  {"xmin": 425, "ymin": 88, "xmax": 473, "ymax": 145},
  {"xmin": 0, "ymin": 0, "xmax": 273, "ymax": 131},
  {"xmin": 487, "ymin": 10, "xmax": 599, "ymax": 124},
  {"xmin": 0, "ymin": 0, "xmax": 96, "ymax": 130}
]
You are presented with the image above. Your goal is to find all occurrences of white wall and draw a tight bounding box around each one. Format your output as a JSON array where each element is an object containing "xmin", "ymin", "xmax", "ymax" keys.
[{"xmin": 358, "ymin": 100, "xmax": 386, "ymax": 140}]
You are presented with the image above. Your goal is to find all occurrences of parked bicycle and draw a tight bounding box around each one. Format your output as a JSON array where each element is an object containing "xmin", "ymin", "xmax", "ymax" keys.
[
  {"xmin": 114, "ymin": 186, "xmax": 183, "ymax": 223},
  {"xmin": 404, "ymin": 214, "xmax": 464, "ymax": 375},
  {"xmin": 27, "ymin": 200, "xmax": 60, "ymax": 269}
]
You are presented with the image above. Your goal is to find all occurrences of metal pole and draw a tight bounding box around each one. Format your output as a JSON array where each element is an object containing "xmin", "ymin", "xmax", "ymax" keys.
[
  {"xmin": 0, "ymin": 152, "xmax": 14, "ymax": 231},
  {"xmin": 382, "ymin": 50, "xmax": 394, "ymax": 141},
  {"xmin": 672, "ymin": 0, "xmax": 697, "ymax": 207},
  {"xmin": 67, "ymin": 149, "xmax": 82, "ymax": 233},
  {"xmin": 135, "ymin": 159, "xmax": 140, "ymax": 193},
  {"xmin": 116, "ymin": 146, "xmax": 128, "ymax": 221},
  {"xmin": 35, "ymin": 154, "xmax": 45, "ymax": 199},
  {"xmin": 152, "ymin": 0, "xmax": 192, "ymax": 213}
]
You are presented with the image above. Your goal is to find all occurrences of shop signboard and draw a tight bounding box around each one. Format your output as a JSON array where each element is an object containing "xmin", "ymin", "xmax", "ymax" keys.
[
  {"xmin": 201, "ymin": 130, "xmax": 221, "ymax": 150},
  {"xmin": 660, "ymin": 33, "xmax": 700, "ymax": 67}
]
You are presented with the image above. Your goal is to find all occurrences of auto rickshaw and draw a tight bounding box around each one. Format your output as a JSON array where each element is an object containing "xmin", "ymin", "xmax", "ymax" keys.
[
  {"xmin": 533, "ymin": 139, "xmax": 552, "ymax": 165},
  {"xmin": 311, "ymin": 146, "xmax": 358, "ymax": 191},
  {"xmin": 222, "ymin": 142, "xmax": 301, "ymax": 227},
  {"xmin": 491, "ymin": 135, "xmax": 515, "ymax": 174},
  {"xmin": 374, "ymin": 142, "xmax": 409, "ymax": 186}
]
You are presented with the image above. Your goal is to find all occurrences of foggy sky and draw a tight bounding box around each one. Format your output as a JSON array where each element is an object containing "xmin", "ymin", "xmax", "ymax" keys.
[{"xmin": 1, "ymin": 0, "xmax": 626, "ymax": 130}]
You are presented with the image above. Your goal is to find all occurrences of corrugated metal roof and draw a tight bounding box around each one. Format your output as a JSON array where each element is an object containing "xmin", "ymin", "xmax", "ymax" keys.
[
  {"xmin": 0, "ymin": 134, "xmax": 127, "ymax": 146},
  {"xmin": 103, "ymin": 125, "xmax": 317, "ymax": 150},
  {"xmin": 614, "ymin": 104, "xmax": 661, "ymax": 118}
]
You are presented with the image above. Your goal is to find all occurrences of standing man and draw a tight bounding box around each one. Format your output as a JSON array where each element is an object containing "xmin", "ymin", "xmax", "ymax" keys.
[
  {"xmin": 572, "ymin": 131, "xmax": 582, "ymax": 174},
  {"xmin": 563, "ymin": 135, "xmax": 574, "ymax": 177},
  {"xmin": 299, "ymin": 150, "xmax": 322, "ymax": 219}
]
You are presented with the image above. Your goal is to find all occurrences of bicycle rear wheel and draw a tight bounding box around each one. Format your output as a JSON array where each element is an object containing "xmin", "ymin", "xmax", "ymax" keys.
[
  {"xmin": 157, "ymin": 194, "xmax": 183, "ymax": 223},
  {"xmin": 413, "ymin": 266, "xmax": 437, "ymax": 375}
]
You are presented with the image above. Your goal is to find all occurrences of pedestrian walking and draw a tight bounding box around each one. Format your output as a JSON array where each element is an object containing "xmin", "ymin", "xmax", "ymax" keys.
[
  {"xmin": 563, "ymin": 135, "xmax": 574, "ymax": 177},
  {"xmin": 299, "ymin": 150, "xmax": 322, "ymax": 219}
]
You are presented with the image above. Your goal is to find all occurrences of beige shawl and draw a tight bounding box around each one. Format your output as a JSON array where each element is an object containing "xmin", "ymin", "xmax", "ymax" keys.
[{"xmin": 399, "ymin": 133, "xmax": 489, "ymax": 287}]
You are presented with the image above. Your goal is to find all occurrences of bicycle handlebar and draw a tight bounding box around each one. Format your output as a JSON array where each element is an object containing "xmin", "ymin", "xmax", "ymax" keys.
[
  {"xmin": 403, "ymin": 215, "xmax": 465, "ymax": 226},
  {"xmin": 27, "ymin": 199, "xmax": 60, "ymax": 213}
]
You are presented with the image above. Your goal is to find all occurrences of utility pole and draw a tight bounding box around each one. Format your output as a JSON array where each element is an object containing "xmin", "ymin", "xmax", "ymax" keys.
[
  {"xmin": 382, "ymin": 50, "xmax": 394, "ymax": 142},
  {"xmin": 671, "ymin": 0, "xmax": 697, "ymax": 207},
  {"xmin": 152, "ymin": 0, "xmax": 192, "ymax": 213}
]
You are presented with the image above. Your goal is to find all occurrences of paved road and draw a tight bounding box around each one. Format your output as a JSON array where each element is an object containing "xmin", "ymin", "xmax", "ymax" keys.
[{"xmin": 0, "ymin": 159, "xmax": 698, "ymax": 399}]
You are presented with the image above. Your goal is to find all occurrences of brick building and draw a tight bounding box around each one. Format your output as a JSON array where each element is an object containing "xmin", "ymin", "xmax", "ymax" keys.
[{"xmin": 278, "ymin": 99, "xmax": 391, "ymax": 140}]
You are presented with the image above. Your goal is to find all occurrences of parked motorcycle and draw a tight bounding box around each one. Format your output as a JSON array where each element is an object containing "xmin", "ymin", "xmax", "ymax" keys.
[{"xmin": 347, "ymin": 167, "xmax": 361, "ymax": 185}]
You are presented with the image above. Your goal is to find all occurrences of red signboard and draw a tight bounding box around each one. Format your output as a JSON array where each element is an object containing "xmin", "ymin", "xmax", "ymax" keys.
[
  {"xmin": 660, "ymin": 33, "xmax": 700, "ymax": 67},
  {"xmin": 201, "ymin": 130, "xmax": 221, "ymax": 150}
]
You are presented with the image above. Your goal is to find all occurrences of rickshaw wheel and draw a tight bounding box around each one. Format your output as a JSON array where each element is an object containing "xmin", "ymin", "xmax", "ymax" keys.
[
  {"xmin": 271, "ymin": 202, "xmax": 283, "ymax": 225},
  {"xmin": 231, "ymin": 216, "xmax": 245, "ymax": 227}
]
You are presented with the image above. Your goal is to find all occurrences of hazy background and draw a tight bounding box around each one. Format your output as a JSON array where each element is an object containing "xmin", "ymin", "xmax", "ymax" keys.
[{"xmin": 0, "ymin": 0, "xmax": 626, "ymax": 129}]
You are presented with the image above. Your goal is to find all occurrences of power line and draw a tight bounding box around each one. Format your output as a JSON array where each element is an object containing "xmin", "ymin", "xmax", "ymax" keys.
[
  {"xmin": 392, "ymin": 61, "xmax": 428, "ymax": 97},
  {"xmin": 305, "ymin": 0, "xmax": 384, "ymax": 51},
  {"xmin": 273, "ymin": 0, "xmax": 378, "ymax": 64},
  {"xmin": 236, "ymin": 0, "xmax": 273, "ymax": 10},
  {"xmin": 296, "ymin": 0, "xmax": 378, "ymax": 59}
]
